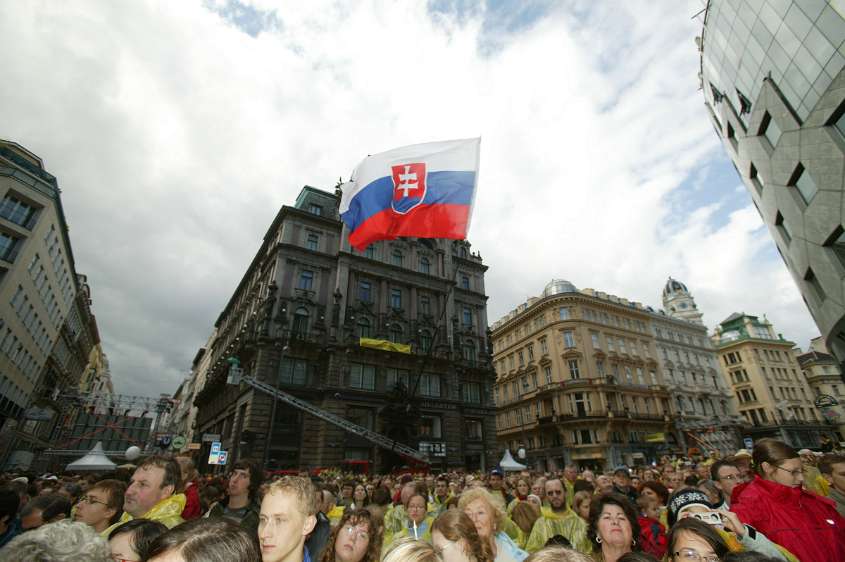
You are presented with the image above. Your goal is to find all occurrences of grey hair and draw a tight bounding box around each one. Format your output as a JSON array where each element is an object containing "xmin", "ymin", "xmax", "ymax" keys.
[{"xmin": 0, "ymin": 520, "xmax": 111, "ymax": 562}]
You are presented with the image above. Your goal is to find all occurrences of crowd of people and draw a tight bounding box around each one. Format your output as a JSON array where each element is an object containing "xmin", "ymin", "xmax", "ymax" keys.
[{"xmin": 0, "ymin": 438, "xmax": 842, "ymax": 562}]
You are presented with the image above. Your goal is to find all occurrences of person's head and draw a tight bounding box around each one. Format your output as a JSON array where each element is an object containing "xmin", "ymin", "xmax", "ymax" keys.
[
  {"xmin": 0, "ymin": 488, "xmax": 20, "ymax": 530},
  {"xmin": 74, "ymin": 479, "xmax": 125, "ymax": 531},
  {"xmin": 488, "ymin": 470, "xmax": 503, "ymax": 490},
  {"xmin": 341, "ymin": 481, "xmax": 355, "ymax": 499},
  {"xmin": 432, "ymin": 509, "xmax": 493, "ymax": 562},
  {"xmin": 145, "ymin": 517, "xmax": 261, "ymax": 562},
  {"xmin": 544, "ymin": 479, "xmax": 567, "ymax": 511},
  {"xmin": 731, "ymin": 450, "xmax": 752, "ymax": 480},
  {"xmin": 383, "ymin": 538, "xmax": 443, "ymax": 562},
  {"xmin": 563, "ymin": 464, "xmax": 578, "ymax": 483},
  {"xmin": 369, "ymin": 487, "xmax": 390, "ymax": 507},
  {"xmin": 457, "ymin": 487, "xmax": 505, "ymax": 541},
  {"xmin": 581, "ymin": 470, "xmax": 595, "ymax": 483},
  {"xmin": 515, "ymin": 479, "xmax": 530, "ymax": 497},
  {"xmin": 710, "ymin": 460, "xmax": 741, "ymax": 500},
  {"xmin": 1, "ymin": 520, "xmax": 111, "ymax": 562},
  {"xmin": 664, "ymin": 471, "xmax": 684, "ymax": 491},
  {"xmin": 666, "ymin": 489, "xmax": 713, "ymax": 527},
  {"xmin": 321, "ymin": 508, "xmax": 382, "ymax": 562},
  {"xmin": 595, "ymin": 474, "xmax": 613, "ymax": 494},
  {"xmin": 572, "ymin": 479, "xmax": 594, "ymax": 494},
  {"xmin": 531, "ymin": 478, "xmax": 546, "ymax": 498},
  {"xmin": 259, "ymin": 476, "xmax": 318, "ymax": 562},
  {"xmin": 523, "ymin": 545, "xmax": 593, "ymax": 562},
  {"xmin": 434, "ymin": 477, "xmax": 449, "ymax": 499},
  {"xmin": 639, "ymin": 481, "xmax": 668, "ymax": 506},
  {"xmin": 229, "ymin": 459, "xmax": 264, "ymax": 500},
  {"xmin": 666, "ymin": 517, "xmax": 729, "ymax": 562},
  {"xmin": 613, "ymin": 468, "xmax": 631, "ymax": 489},
  {"xmin": 635, "ymin": 495, "xmax": 660, "ymax": 521},
  {"xmin": 108, "ymin": 519, "xmax": 169, "ymax": 562},
  {"xmin": 58, "ymin": 482, "xmax": 82, "ymax": 504},
  {"xmin": 819, "ymin": 454, "xmax": 845, "ymax": 494},
  {"xmin": 753, "ymin": 439, "xmax": 802, "ymax": 488},
  {"xmin": 696, "ymin": 480, "xmax": 722, "ymax": 506},
  {"xmin": 175, "ymin": 456, "xmax": 198, "ymax": 486},
  {"xmin": 510, "ymin": 501, "xmax": 541, "ymax": 535},
  {"xmin": 407, "ymin": 492, "xmax": 428, "ymax": 525},
  {"xmin": 587, "ymin": 493, "xmax": 640, "ymax": 552},
  {"xmin": 20, "ymin": 493, "xmax": 71, "ymax": 530},
  {"xmin": 124, "ymin": 455, "xmax": 181, "ymax": 518},
  {"xmin": 572, "ymin": 491, "xmax": 592, "ymax": 521},
  {"xmin": 353, "ymin": 484, "xmax": 368, "ymax": 505},
  {"xmin": 400, "ymin": 481, "xmax": 421, "ymax": 506}
]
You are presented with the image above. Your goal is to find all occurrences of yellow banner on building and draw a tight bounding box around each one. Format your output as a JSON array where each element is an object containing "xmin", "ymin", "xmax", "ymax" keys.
[
  {"xmin": 645, "ymin": 432, "xmax": 666, "ymax": 443},
  {"xmin": 359, "ymin": 338, "xmax": 411, "ymax": 354}
]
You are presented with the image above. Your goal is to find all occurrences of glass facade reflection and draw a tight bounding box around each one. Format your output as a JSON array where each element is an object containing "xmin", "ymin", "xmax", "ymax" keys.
[{"xmin": 700, "ymin": 0, "xmax": 845, "ymax": 369}]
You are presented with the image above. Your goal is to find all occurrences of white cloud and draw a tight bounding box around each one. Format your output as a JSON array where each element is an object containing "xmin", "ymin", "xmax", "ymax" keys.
[{"xmin": 0, "ymin": 0, "xmax": 819, "ymax": 395}]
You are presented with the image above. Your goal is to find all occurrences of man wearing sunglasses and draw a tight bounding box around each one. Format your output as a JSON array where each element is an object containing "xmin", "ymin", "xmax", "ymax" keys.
[
  {"xmin": 524, "ymin": 478, "xmax": 591, "ymax": 553},
  {"xmin": 73, "ymin": 479, "xmax": 126, "ymax": 537}
]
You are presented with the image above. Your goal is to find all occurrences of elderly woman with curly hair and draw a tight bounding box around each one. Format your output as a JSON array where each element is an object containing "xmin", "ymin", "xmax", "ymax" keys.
[
  {"xmin": 0, "ymin": 520, "xmax": 111, "ymax": 562},
  {"xmin": 321, "ymin": 508, "xmax": 383, "ymax": 562},
  {"xmin": 587, "ymin": 493, "xmax": 641, "ymax": 562},
  {"xmin": 458, "ymin": 487, "xmax": 527, "ymax": 562}
]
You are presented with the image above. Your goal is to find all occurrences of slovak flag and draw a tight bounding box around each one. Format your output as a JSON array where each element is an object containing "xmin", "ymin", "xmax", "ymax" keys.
[{"xmin": 339, "ymin": 138, "xmax": 480, "ymax": 251}]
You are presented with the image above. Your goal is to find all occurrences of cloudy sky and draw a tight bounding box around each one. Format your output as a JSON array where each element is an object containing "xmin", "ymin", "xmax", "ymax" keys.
[{"xmin": 1, "ymin": 0, "xmax": 819, "ymax": 397}]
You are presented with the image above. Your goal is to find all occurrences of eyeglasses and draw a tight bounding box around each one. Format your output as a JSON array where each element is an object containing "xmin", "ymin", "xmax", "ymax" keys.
[
  {"xmin": 79, "ymin": 495, "xmax": 109, "ymax": 507},
  {"xmin": 343, "ymin": 525, "xmax": 370, "ymax": 542},
  {"xmin": 674, "ymin": 548, "xmax": 720, "ymax": 562},
  {"xmin": 774, "ymin": 466, "xmax": 803, "ymax": 478}
]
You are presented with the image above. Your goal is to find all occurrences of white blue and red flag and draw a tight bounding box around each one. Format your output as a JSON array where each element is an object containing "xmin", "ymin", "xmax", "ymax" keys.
[{"xmin": 339, "ymin": 138, "xmax": 480, "ymax": 251}]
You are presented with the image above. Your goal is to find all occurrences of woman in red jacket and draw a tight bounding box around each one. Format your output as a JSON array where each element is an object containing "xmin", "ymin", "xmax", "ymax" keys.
[{"xmin": 730, "ymin": 438, "xmax": 845, "ymax": 562}]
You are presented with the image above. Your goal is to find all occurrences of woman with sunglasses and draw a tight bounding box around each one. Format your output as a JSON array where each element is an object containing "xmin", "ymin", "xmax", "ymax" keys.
[
  {"xmin": 321, "ymin": 508, "xmax": 383, "ymax": 562},
  {"xmin": 730, "ymin": 438, "xmax": 845, "ymax": 562}
]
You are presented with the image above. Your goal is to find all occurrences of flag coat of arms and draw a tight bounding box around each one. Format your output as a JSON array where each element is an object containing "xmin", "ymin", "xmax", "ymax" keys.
[{"xmin": 339, "ymin": 138, "xmax": 480, "ymax": 251}]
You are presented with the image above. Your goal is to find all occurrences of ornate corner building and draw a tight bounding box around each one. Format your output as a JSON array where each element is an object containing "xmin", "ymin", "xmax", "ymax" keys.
[
  {"xmin": 192, "ymin": 186, "xmax": 497, "ymax": 472},
  {"xmin": 699, "ymin": 0, "xmax": 845, "ymax": 372}
]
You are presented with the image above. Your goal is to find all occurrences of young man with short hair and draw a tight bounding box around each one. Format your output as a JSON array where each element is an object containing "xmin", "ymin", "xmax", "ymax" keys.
[
  {"xmin": 122, "ymin": 455, "xmax": 185, "ymax": 528},
  {"xmin": 259, "ymin": 476, "xmax": 318, "ymax": 562},
  {"xmin": 73, "ymin": 479, "xmax": 125, "ymax": 536},
  {"xmin": 820, "ymin": 453, "xmax": 845, "ymax": 518},
  {"xmin": 207, "ymin": 459, "xmax": 263, "ymax": 533},
  {"xmin": 710, "ymin": 460, "xmax": 741, "ymax": 508}
]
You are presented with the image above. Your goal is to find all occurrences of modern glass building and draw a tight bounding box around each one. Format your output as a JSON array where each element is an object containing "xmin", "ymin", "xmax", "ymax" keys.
[{"xmin": 700, "ymin": 1, "xmax": 845, "ymax": 370}]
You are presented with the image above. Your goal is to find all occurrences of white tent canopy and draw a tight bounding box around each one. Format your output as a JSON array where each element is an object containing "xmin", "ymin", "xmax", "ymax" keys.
[
  {"xmin": 498, "ymin": 449, "xmax": 527, "ymax": 471},
  {"xmin": 65, "ymin": 442, "xmax": 117, "ymax": 472}
]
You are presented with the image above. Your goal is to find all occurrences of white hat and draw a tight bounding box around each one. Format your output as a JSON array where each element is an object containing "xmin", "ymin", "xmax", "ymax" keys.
[
  {"xmin": 733, "ymin": 449, "xmax": 752, "ymax": 458},
  {"xmin": 10, "ymin": 476, "xmax": 28, "ymax": 484}
]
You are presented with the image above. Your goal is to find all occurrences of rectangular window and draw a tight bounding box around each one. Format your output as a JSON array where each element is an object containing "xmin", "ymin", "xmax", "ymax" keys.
[
  {"xmin": 466, "ymin": 419, "xmax": 482, "ymax": 440},
  {"xmin": 278, "ymin": 358, "xmax": 308, "ymax": 385},
  {"xmin": 562, "ymin": 330, "xmax": 575, "ymax": 348},
  {"xmin": 463, "ymin": 382, "xmax": 481, "ymax": 403},
  {"xmin": 0, "ymin": 195, "xmax": 39, "ymax": 229},
  {"xmin": 364, "ymin": 245, "xmax": 375, "ymax": 259},
  {"xmin": 461, "ymin": 275, "xmax": 470, "ymax": 290},
  {"xmin": 0, "ymin": 232, "xmax": 22, "ymax": 263},
  {"xmin": 390, "ymin": 288, "xmax": 402, "ymax": 309},
  {"xmin": 540, "ymin": 338, "xmax": 548, "ymax": 354},
  {"xmin": 359, "ymin": 280, "xmax": 372, "ymax": 303},
  {"xmin": 591, "ymin": 332, "xmax": 600, "ymax": 349},
  {"xmin": 308, "ymin": 204, "xmax": 322, "ymax": 216},
  {"xmin": 759, "ymin": 111, "xmax": 782, "ymax": 147},
  {"xmin": 607, "ymin": 336, "xmax": 615, "ymax": 352},
  {"xmin": 791, "ymin": 164, "xmax": 818, "ymax": 205},
  {"xmin": 559, "ymin": 307, "xmax": 571, "ymax": 320},
  {"xmin": 419, "ymin": 257, "xmax": 431, "ymax": 274},
  {"xmin": 419, "ymin": 373, "xmax": 441, "ymax": 397},
  {"xmin": 568, "ymin": 359, "xmax": 580, "ymax": 379},
  {"xmin": 349, "ymin": 363, "xmax": 376, "ymax": 390},
  {"xmin": 306, "ymin": 233, "xmax": 319, "ymax": 251},
  {"xmin": 596, "ymin": 360, "xmax": 605, "ymax": 376},
  {"xmin": 527, "ymin": 344, "xmax": 534, "ymax": 361},
  {"xmin": 386, "ymin": 368, "xmax": 410, "ymax": 390},
  {"xmin": 419, "ymin": 415, "xmax": 442, "ymax": 438},
  {"xmin": 517, "ymin": 351, "xmax": 524, "ymax": 367},
  {"xmin": 298, "ymin": 270, "xmax": 314, "ymax": 290},
  {"xmin": 462, "ymin": 306, "xmax": 472, "ymax": 327},
  {"xmin": 419, "ymin": 294, "xmax": 431, "ymax": 315}
]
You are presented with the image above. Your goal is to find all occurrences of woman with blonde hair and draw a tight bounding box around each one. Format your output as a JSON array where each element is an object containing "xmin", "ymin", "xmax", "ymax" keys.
[
  {"xmin": 383, "ymin": 538, "xmax": 444, "ymax": 562},
  {"xmin": 458, "ymin": 487, "xmax": 527, "ymax": 562},
  {"xmin": 432, "ymin": 509, "xmax": 494, "ymax": 562},
  {"xmin": 572, "ymin": 492, "xmax": 592, "ymax": 522}
]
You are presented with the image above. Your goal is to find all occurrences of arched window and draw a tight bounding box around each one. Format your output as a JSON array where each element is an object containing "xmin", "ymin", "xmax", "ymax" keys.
[
  {"xmin": 357, "ymin": 317, "xmax": 371, "ymax": 339},
  {"xmin": 419, "ymin": 330, "xmax": 432, "ymax": 353},
  {"xmin": 419, "ymin": 256, "xmax": 431, "ymax": 274},
  {"xmin": 292, "ymin": 307, "xmax": 309, "ymax": 338},
  {"xmin": 389, "ymin": 324, "xmax": 403, "ymax": 344}
]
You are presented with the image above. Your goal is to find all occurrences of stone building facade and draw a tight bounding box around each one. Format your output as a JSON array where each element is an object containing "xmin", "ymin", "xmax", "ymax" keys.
[
  {"xmin": 193, "ymin": 186, "xmax": 497, "ymax": 472},
  {"xmin": 491, "ymin": 280, "xmax": 674, "ymax": 471},
  {"xmin": 699, "ymin": 0, "xmax": 845, "ymax": 369},
  {"xmin": 797, "ymin": 337, "xmax": 845, "ymax": 441},
  {"xmin": 712, "ymin": 312, "xmax": 830, "ymax": 448}
]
